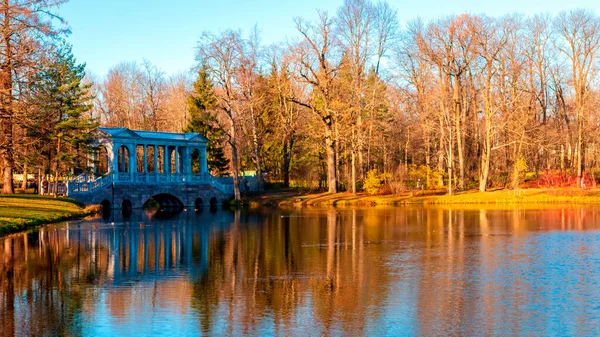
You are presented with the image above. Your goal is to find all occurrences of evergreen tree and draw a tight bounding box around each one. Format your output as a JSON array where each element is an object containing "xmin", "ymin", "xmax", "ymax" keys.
[
  {"xmin": 185, "ymin": 66, "xmax": 230, "ymax": 177},
  {"xmin": 27, "ymin": 42, "xmax": 96, "ymax": 188}
]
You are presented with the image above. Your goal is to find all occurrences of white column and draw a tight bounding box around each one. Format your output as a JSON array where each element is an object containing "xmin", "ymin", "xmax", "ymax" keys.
[
  {"xmin": 183, "ymin": 147, "xmax": 190, "ymax": 174},
  {"xmin": 143, "ymin": 144, "xmax": 148, "ymax": 182},
  {"xmin": 112, "ymin": 143, "xmax": 119, "ymax": 174},
  {"xmin": 164, "ymin": 146, "xmax": 170, "ymax": 175},
  {"xmin": 129, "ymin": 144, "xmax": 135, "ymax": 182},
  {"xmin": 201, "ymin": 147, "xmax": 208, "ymax": 175},
  {"xmin": 143, "ymin": 144, "xmax": 148, "ymax": 172},
  {"xmin": 175, "ymin": 146, "xmax": 180, "ymax": 174}
]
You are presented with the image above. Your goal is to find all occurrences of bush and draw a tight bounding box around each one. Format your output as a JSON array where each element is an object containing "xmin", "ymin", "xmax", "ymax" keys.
[
  {"xmin": 363, "ymin": 169, "xmax": 390, "ymax": 195},
  {"xmin": 522, "ymin": 170, "xmax": 596, "ymax": 188}
]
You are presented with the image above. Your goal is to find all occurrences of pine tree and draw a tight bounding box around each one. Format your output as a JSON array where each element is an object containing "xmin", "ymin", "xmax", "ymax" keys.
[
  {"xmin": 185, "ymin": 66, "xmax": 230, "ymax": 177},
  {"xmin": 27, "ymin": 42, "xmax": 97, "ymax": 191}
]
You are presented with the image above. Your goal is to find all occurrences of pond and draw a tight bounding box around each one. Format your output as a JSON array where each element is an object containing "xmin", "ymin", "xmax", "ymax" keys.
[{"xmin": 2, "ymin": 206, "xmax": 600, "ymax": 336}]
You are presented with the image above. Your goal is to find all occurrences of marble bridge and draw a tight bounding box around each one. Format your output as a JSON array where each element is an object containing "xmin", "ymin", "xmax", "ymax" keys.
[{"xmin": 67, "ymin": 127, "xmax": 235, "ymax": 209}]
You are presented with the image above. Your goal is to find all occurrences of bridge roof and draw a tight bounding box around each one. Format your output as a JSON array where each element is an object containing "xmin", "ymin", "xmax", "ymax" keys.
[{"xmin": 99, "ymin": 127, "xmax": 208, "ymax": 144}]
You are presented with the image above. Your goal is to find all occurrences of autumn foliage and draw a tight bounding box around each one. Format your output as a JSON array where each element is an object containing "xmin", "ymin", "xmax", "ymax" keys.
[{"xmin": 523, "ymin": 171, "xmax": 596, "ymax": 189}]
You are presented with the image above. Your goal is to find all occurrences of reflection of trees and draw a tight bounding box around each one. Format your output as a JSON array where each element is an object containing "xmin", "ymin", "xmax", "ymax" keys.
[
  {"xmin": 0, "ymin": 229, "xmax": 106, "ymax": 336},
  {"xmin": 3, "ymin": 207, "xmax": 600, "ymax": 335},
  {"xmin": 0, "ymin": 210, "xmax": 231, "ymax": 336},
  {"xmin": 189, "ymin": 208, "xmax": 414, "ymax": 335}
]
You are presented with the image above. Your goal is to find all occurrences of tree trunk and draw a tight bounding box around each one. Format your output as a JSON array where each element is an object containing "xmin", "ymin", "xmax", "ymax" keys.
[
  {"xmin": 54, "ymin": 135, "xmax": 61, "ymax": 197},
  {"xmin": 479, "ymin": 113, "xmax": 491, "ymax": 192},
  {"xmin": 577, "ymin": 108, "xmax": 584, "ymax": 187},
  {"xmin": 282, "ymin": 134, "xmax": 294, "ymax": 188},
  {"xmin": 0, "ymin": 7, "xmax": 14, "ymax": 194},
  {"xmin": 21, "ymin": 163, "xmax": 27, "ymax": 190},
  {"xmin": 351, "ymin": 150, "xmax": 356, "ymax": 194},
  {"xmin": 448, "ymin": 127, "xmax": 453, "ymax": 196},
  {"xmin": 425, "ymin": 135, "xmax": 431, "ymax": 190},
  {"xmin": 351, "ymin": 125, "xmax": 357, "ymax": 194},
  {"xmin": 357, "ymin": 114, "xmax": 364, "ymax": 181},
  {"xmin": 229, "ymin": 123, "xmax": 241, "ymax": 200},
  {"xmin": 325, "ymin": 125, "xmax": 337, "ymax": 193},
  {"xmin": 250, "ymin": 112, "xmax": 263, "ymax": 192},
  {"xmin": 453, "ymin": 77, "xmax": 465, "ymax": 190},
  {"xmin": 404, "ymin": 127, "xmax": 410, "ymax": 171}
]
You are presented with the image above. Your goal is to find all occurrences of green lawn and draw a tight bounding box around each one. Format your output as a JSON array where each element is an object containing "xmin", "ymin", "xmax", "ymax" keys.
[{"xmin": 0, "ymin": 194, "xmax": 90, "ymax": 235}]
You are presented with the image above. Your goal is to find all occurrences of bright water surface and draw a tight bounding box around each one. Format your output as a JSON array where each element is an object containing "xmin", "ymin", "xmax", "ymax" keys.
[{"xmin": 2, "ymin": 206, "xmax": 600, "ymax": 336}]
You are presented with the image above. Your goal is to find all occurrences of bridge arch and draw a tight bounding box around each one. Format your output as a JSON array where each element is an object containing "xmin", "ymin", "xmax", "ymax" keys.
[
  {"xmin": 122, "ymin": 199, "xmax": 133, "ymax": 218},
  {"xmin": 194, "ymin": 197, "xmax": 203, "ymax": 210},
  {"xmin": 101, "ymin": 199, "xmax": 111, "ymax": 210},
  {"xmin": 147, "ymin": 193, "xmax": 184, "ymax": 208},
  {"xmin": 209, "ymin": 197, "xmax": 218, "ymax": 206},
  {"xmin": 101, "ymin": 199, "xmax": 112, "ymax": 219}
]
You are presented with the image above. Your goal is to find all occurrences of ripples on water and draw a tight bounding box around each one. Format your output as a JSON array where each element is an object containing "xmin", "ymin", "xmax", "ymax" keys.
[{"xmin": 2, "ymin": 207, "xmax": 600, "ymax": 336}]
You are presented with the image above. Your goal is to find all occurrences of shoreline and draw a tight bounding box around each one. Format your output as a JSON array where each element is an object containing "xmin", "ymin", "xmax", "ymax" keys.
[
  {"xmin": 4, "ymin": 187, "xmax": 600, "ymax": 236},
  {"xmin": 250, "ymin": 188, "xmax": 600, "ymax": 208},
  {"xmin": 0, "ymin": 195, "xmax": 97, "ymax": 236}
]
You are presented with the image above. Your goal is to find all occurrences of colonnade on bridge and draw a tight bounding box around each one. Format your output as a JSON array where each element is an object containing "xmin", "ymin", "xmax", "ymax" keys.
[
  {"xmin": 67, "ymin": 128, "xmax": 233, "ymax": 205},
  {"xmin": 96, "ymin": 127, "xmax": 210, "ymax": 184}
]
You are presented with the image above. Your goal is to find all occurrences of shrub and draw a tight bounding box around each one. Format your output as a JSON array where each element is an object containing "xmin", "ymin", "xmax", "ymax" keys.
[
  {"xmin": 522, "ymin": 170, "xmax": 596, "ymax": 188},
  {"xmin": 512, "ymin": 157, "xmax": 528, "ymax": 190},
  {"xmin": 363, "ymin": 169, "xmax": 390, "ymax": 195}
]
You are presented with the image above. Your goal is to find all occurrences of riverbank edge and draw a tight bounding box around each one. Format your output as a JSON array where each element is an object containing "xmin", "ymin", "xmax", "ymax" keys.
[
  {"xmin": 0, "ymin": 195, "xmax": 99, "ymax": 236},
  {"xmin": 249, "ymin": 188, "xmax": 600, "ymax": 208}
]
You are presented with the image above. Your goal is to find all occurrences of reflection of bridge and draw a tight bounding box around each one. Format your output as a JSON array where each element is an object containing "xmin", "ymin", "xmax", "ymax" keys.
[{"xmin": 67, "ymin": 127, "xmax": 234, "ymax": 209}]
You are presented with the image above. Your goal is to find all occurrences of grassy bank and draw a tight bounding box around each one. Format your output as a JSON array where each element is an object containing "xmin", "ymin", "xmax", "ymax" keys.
[
  {"xmin": 257, "ymin": 188, "xmax": 600, "ymax": 208},
  {"xmin": 0, "ymin": 194, "xmax": 94, "ymax": 235}
]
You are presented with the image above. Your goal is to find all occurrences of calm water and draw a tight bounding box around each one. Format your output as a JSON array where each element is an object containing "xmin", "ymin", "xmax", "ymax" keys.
[{"xmin": 2, "ymin": 206, "xmax": 600, "ymax": 336}]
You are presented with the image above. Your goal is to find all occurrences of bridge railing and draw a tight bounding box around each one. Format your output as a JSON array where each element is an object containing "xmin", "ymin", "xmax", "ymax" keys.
[
  {"xmin": 67, "ymin": 171, "xmax": 234, "ymax": 196},
  {"xmin": 68, "ymin": 174, "xmax": 113, "ymax": 195}
]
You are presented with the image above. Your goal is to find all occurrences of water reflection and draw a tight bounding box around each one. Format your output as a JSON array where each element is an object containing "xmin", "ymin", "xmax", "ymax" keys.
[{"xmin": 2, "ymin": 207, "xmax": 600, "ymax": 336}]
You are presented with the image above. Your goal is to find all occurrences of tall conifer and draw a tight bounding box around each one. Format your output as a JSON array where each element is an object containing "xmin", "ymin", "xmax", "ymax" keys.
[{"xmin": 185, "ymin": 66, "xmax": 230, "ymax": 176}]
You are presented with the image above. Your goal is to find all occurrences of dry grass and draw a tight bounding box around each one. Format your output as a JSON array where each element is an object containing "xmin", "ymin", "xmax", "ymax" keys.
[{"xmin": 273, "ymin": 188, "xmax": 600, "ymax": 208}]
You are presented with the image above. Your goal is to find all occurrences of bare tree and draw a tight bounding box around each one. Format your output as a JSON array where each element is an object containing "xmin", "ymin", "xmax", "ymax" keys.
[
  {"xmin": 141, "ymin": 59, "xmax": 166, "ymax": 131},
  {"xmin": 197, "ymin": 30, "xmax": 245, "ymax": 200},
  {"xmin": 292, "ymin": 12, "xmax": 344, "ymax": 193},
  {"xmin": 555, "ymin": 9, "xmax": 600, "ymax": 187}
]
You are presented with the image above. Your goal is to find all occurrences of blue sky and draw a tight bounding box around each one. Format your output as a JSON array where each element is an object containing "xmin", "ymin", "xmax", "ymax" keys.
[{"xmin": 59, "ymin": 0, "xmax": 599, "ymax": 77}]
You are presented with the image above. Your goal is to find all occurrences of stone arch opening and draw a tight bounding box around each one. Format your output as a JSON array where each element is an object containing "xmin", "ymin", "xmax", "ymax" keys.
[
  {"xmin": 194, "ymin": 197, "xmax": 203, "ymax": 210},
  {"xmin": 122, "ymin": 199, "xmax": 133, "ymax": 218},
  {"xmin": 101, "ymin": 199, "xmax": 111, "ymax": 219},
  {"xmin": 96, "ymin": 146, "xmax": 109, "ymax": 175},
  {"xmin": 136, "ymin": 145, "xmax": 145, "ymax": 172},
  {"xmin": 169, "ymin": 146, "xmax": 177, "ymax": 174},
  {"xmin": 191, "ymin": 149, "xmax": 200, "ymax": 174},
  {"xmin": 147, "ymin": 193, "xmax": 184, "ymax": 218},
  {"xmin": 157, "ymin": 146, "xmax": 165, "ymax": 173},
  {"xmin": 209, "ymin": 197, "xmax": 218, "ymax": 206},
  {"xmin": 122, "ymin": 199, "xmax": 132, "ymax": 209},
  {"xmin": 149, "ymin": 193, "xmax": 184, "ymax": 208},
  {"xmin": 118, "ymin": 145, "xmax": 130, "ymax": 173},
  {"xmin": 147, "ymin": 145, "xmax": 156, "ymax": 173}
]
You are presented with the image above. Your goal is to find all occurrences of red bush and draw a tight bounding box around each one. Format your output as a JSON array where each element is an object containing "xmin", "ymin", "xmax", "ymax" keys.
[{"xmin": 522, "ymin": 170, "xmax": 596, "ymax": 189}]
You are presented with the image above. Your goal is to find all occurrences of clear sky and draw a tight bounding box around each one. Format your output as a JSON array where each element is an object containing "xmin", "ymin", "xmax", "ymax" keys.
[{"xmin": 59, "ymin": 0, "xmax": 599, "ymax": 77}]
